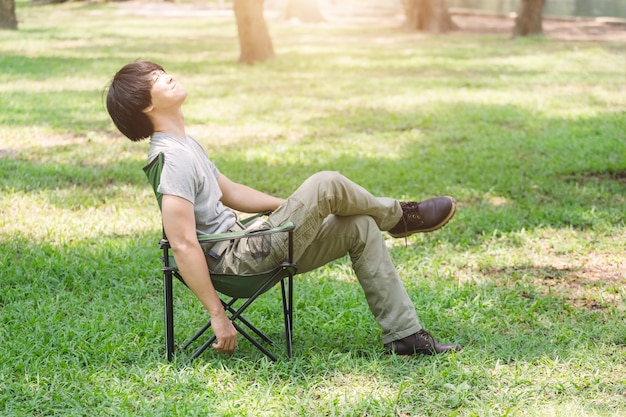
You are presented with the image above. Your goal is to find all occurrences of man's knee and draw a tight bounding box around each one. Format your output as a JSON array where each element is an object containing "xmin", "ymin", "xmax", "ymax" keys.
[{"xmin": 309, "ymin": 170, "xmax": 344, "ymax": 185}]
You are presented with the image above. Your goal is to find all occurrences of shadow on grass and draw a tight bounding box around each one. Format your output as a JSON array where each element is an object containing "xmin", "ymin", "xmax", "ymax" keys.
[
  {"xmin": 4, "ymin": 230, "xmax": 619, "ymax": 365},
  {"xmin": 3, "ymin": 225, "xmax": 624, "ymax": 416}
]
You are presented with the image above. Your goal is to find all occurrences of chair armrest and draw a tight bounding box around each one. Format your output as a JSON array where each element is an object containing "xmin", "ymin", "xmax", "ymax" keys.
[
  {"xmin": 239, "ymin": 210, "xmax": 273, "ymax": 226},
  {"xmin": 196, "ymin": 222, "xmax": 295, "ymax": 244},
  {"xmin": 159, "ymin": 221, "xmax": 296, "ymax": 271}
]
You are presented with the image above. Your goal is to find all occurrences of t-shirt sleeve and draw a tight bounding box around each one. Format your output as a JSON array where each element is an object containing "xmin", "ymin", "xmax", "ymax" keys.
[
  {"xmin": 157, "ymin": 151, "xmax": 197, "ymax": 204},
  {"xmin": 210, "ymin": 160, "xmax": 221, "ymax": 179}
]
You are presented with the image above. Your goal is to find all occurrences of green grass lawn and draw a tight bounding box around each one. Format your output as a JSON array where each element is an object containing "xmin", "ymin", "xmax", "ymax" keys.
[{"xmin": 1, "ymin": 1, "xmax": 625, "ymax": 416}]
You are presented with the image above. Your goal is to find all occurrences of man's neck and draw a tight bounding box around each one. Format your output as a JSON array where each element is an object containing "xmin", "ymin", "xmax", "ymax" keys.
[{"xmin": 152, "ymin": 111, "xmax": 186, "ymax": 138}]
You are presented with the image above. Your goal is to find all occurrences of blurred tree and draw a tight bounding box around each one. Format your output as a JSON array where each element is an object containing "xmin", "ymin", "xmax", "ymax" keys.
[
  {"xmin": 283, "ymin": 0, "xmax": 324, "ymax": 22},
  {"xmin": 403, "ymin": 0, "xmax": 457, "ymax": 33},
  {"xmin": 513, "ymin": 0, "xmax": 545, "ymax": 37},
  {"xmin": 233, "ymin": 0, "xmax": 275, "ymax": 64},
  {"xmin": 0, "ymin": 0, "xmax": 17, "ymax": 30}
]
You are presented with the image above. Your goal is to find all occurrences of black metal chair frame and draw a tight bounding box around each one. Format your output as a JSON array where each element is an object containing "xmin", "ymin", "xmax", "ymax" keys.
[{"xmin": 160, "ymin": 227, "xmax": 296, "ymax": 362}]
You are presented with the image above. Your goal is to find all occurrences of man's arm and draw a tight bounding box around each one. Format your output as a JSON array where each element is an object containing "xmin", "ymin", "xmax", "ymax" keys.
[
  {"xmin": 161, "ymin": 194, "xmax": 238, "ymax": 355},
  {"xmin": 218, "ymin": 174, "xmax": 285, "ymax": 213}
]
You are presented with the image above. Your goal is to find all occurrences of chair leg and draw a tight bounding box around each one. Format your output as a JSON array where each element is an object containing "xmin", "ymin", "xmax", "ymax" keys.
[
  {"xmin": 181, "ymin": 320, "xmax": 212, "ymax": 351},
  {"xmin": 164, "ymin": 271, "xmax": 175, "ymax": 362},
  {"xmin": 183, "ymin": 295, "xmax": 279, "ymax": 362},
  {"xmin": 233, "ymin": 322, "xmax": 278, "ymax": 362},
  {"xmin": 223, "ymin": 304, "xmax": 274, "ymax": 345},
  {"xmin": 189, "ymin": 334, "xmax": 217, "ymax": 362},
  {"xmin": 288, "ymin": 274, "xmax": 293, "ymax": 357},
  {"xmin": 281, "ymin": 275, "xmax": 294, "ymax": 358},
  {"xmin": 187, "ymin": 277, "xmax": 282, "ymax": 362},
  {"xmin": 188, "ymin": 322, "xmax": 278, "ymax": 363},
  {"xmin": 181, "ymin": 298, "xmax": 238, "ymax": 350},
  {"xmin": 171, "ymin": 268, "xmax": 294, "ymax": 363}
]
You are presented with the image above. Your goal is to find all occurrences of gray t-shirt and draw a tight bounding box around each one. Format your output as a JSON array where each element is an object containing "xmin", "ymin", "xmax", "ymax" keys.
[{"xmin": 148, "ymin": 132, "xmax": 237, "ymax": 235}]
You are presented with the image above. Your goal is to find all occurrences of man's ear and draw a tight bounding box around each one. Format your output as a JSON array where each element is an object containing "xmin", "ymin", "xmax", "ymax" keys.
[{"xmin": 142, "ymin": 104, "xmax": 154, "ymax": 114}]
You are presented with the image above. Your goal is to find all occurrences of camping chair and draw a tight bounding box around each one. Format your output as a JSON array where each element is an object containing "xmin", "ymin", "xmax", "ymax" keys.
[{"xmin": 143, "ymin": 153, "xmax": 297, "ymax": 362}]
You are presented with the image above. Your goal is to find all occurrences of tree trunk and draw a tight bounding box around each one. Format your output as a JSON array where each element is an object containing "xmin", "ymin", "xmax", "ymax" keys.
[
  {"xmin": 0, "ymin": 0, "xmax": 18, "ymax": 30},
  {"xmin": 283, "ymin": 0, "xmax": 324, "ymax": 23},
  {"xmin": 233, "ymin": 0, "xmax": 275, "ymax": 64},
  {"xmin": 513, "ymin": 0, "xmax": 545, "ymax": 37},
  {"xmin": 403, "ymin": 0, "xmax": 457, "ymax": 33}
]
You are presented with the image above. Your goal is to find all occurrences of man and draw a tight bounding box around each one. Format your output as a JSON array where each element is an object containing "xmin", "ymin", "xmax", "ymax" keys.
[{"xmin": 106, "ymin": 61, "xmax": 461, "ymax": 357}]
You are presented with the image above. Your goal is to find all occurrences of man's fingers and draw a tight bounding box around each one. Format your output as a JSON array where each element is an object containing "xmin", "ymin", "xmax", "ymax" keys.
[
  {"xmin": 213, "ymin": 338, "xmax": 237, "ymax": 355},
  {"xmin": 211, "ymin": 316, "xmax": 238, "ymax": 355}
]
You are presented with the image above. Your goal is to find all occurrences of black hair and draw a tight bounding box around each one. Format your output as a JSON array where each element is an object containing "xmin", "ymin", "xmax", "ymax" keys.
[{"xmin": 105, "ymin": 61, "xmax": 164, "ymax": 141}]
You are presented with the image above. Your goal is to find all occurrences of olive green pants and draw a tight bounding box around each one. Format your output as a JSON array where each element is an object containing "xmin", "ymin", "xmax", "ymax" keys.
[{"xmin": 214, "ymin": 171, "xmax": 423, "ymax": 344}]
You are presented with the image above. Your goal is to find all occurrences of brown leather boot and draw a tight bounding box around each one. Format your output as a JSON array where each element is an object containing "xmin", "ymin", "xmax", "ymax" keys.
[
  {"xmin": 384, "ymin": 329, "xmax": 462, "ymax": 356},
  {"xmin": 388, "ymin": 197, "xmax": 456, "ymax": 238}
]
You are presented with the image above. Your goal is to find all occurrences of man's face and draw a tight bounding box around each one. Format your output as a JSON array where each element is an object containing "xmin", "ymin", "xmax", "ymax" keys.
[{"xmin": 147, "ymin": 70, "xmax": 188, "ymax": 111}]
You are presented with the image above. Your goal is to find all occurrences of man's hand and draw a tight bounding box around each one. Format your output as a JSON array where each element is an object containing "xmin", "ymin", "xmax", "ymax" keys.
[{"xmin": 211, "ymin": 312, "xmax": 238, "ymax": 355}]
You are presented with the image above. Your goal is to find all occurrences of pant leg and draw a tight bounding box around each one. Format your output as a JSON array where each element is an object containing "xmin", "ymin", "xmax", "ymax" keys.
[
  {"xmin": 218, "ymin": 171, "xmax": 421, "ymax": 343},
  {"xmin": 267, "ymin": 171, "xmax": 401, "ymax": 260},
  {"xmin": 296, "ymin": 214, "xmax": 422, "ymax": 343},
  {"xmin": 268, "ymin": 171, "xmax": 421, "ymax": 343}
]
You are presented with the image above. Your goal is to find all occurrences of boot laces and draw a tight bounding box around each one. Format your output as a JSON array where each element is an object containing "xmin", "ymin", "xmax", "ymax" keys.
[
  {"xmin": 398, "ymin": 202, "xmax": 423, "ymax": 247},
  {"xmin": 417, "ymin": 329, "xmax": 437, "ymax": 353}
]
